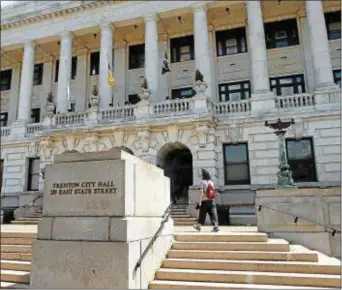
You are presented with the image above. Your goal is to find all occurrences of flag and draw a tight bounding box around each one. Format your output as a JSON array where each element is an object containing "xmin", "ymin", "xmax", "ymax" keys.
[
  {"xmin": 107, "ymin": 63, "xmax": 115, "ymax": 88},
  {"xmin": 161, "ymin": 47, "xmax": 170, "ymax": 75}
]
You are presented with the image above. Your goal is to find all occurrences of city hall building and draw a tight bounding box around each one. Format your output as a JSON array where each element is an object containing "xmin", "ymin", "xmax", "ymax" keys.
[{"xmin": 0, "ymin": 0, "xmax": 341, "ymax": 224}]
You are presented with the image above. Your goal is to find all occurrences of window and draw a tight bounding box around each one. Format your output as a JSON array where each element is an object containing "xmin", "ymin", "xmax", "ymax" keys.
[
  {"xmin": 55, "ymin": 57, "xmax": 78, "ymax": 82},
  {"xmin": 128, "ymin": 94, "xmax": 141, "ymax": 105},
  {"xmin": 265, "ymin": 19, "xmax": 299, "ymax": 49},
  {"xmin": 333, "ymin": 70, "xmax": 341, "ymax": 87},
  {"xmin": 129, "ymin": 44, "xmax": 145, "ymax": 70},
  {"xmin": 33, "ymin": 63, "xmax": 43, "ymax": 86},
  {"xmin": 171, "ymin": 87, "xmax": 195, "ymax": 99},
  {"xmin": 0, "ymin": 159, "xmax": 3, "ymax": 193},
  {"xmin": 0, "ymin": 70, "xmax": 12, "ymax": 91},
  {"xmin": 270, "ymin": 75, "xmax": 305, "ymax": 96},
  {"xmin": 219, "ymin": 81, "xmax": 250, "ymax": 102},
  {"xmin": 90, "ymin": 52, "xmax": 100, "ymax": 75},
  {"xmin": 0, "ymin": 112, "xmax": 8, "ymax": 127},
  {"xmin": 286, "ymin": 138, "xmax": 317, "ymax": 182},
  {"xmin": 223, "ymin": 143, "xmax": 250, "ymax": 185},
  {"xmin": 31, "ymin": 108, "xmax": 40, "ymax": 123},
  {"xmin": 325, "ymin": 11, "xmax": 341, "ymax": 40},
  {"xmin": 27, "ymin": 158, "xmax": 40, "ymax": 191},
  {"xmin": 171, "ymin": 35, "xmax": 194, "ymax": 63},
  {"xmin": 216, "ymin": 27, "xmax": 247, "ymax": 56},
  {"xmin": 68, "ymin": 103, "xmax": 75, "ymax": 112}
]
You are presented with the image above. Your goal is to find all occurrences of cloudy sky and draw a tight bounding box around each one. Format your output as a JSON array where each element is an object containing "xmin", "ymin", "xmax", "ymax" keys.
[{"xmin": 1, "ymin": 1, "xmax": 17, "ymax": 7}]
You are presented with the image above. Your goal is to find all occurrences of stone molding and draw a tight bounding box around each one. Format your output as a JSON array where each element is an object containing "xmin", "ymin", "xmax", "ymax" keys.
[
  {"xmin": 136, "ymin": 128, "xmax": 151, "ymax": 153},
  {"xmin": 59, "ymin": 31, "xmax": 73, "ymax": 40},
  {"xmin": 191, "ymin": 3, "xmax": 208, "ymax": 13},
  {"xmin": 23, "ymin": 40, "xmax": 36, "ymax": 49},
  {"xmin": 196, "ymin": 124, "xmax": 210, "ymax": 148},
  {"xmin": 144, "ymin": 13, "xmax": 159, "ymax": 23}
]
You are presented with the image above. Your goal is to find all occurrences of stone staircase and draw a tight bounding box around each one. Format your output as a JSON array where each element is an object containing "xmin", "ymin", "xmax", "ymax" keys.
[
  {"xmin": 149, "ymin": 232, "xmax": 341, "ymax": 289},
  {"xmin": 171, "ymin": 204, "xmax": 196, "ymax": 226},
  {"xmin": 0, "ymin": 231, "xmax": 35, "ymax": 289},
  {"xmin": 11, "ymin": 209, "xmax": 42, "ymax": 225}
]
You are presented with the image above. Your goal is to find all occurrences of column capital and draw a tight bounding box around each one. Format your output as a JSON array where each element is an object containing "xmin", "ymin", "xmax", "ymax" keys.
[
  {"xmin": 59, "ymin": 31, "xmax": 72, "ymax": 40},
  {"xmin": 144, "ymin": 13, "xmax": 159, "ymax": 23},
  {"xmin": 100, "ymin": 22, "xmax": 113, "ymax": 31},
  {"xmin": 191, "ymin": 3, "xmax": 208, "ymax": 13},
  {"xmin": 23, "ymin": 40, "xmax": 35, "ymax": 48}
]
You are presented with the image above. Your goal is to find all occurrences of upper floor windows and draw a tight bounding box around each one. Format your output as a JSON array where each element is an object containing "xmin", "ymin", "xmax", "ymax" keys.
[
  {"xmin": 0, "ymin": 112, "xmax": 8, "ymax": 127},
  {"xmin": 171, "ymin": 35, "xmax": 194, "ymax": 63},
  {"xmin": 333, "ymin": 69, "xmax": 341, "ymax": 87},
  {"xmin": 129, "ymin": 44, "xmax": 145, "ymax": 70},
  {"xmin": 265, "ymin": 19, "xmax": 299, "ymax": 49},
  {"xmin": 31, "ymin": 108, "xmax": 40, "ymax": 123},
  {"xmin": 55, "ymin": 57, "xmax": 78, "ymax": 82},
  {"xmin": 128, "ymin": 94, "xmax": 141, "ymax": 105},
  {"xmin": 33, "ymin": 63, "xmax": 43, "ymax": 86},
  {"xmin": 325, "ymin": 11, "xmax": 341, "ymax": 40},
  {"xmin": 219, "ymin": 81, "xmax": 250, "ymax": 102},
  {"xmin": 270, "ymin": 74, "xmax": 305, "ymax": 96},
  {"xmin": 171, "ymin": 87, "xmax": 196, "ymax": 99},
  {"xmin": 216, "ymin": 27, "xmax": 247, "ymax": 56},
  {"xmin": 0, "ymin": 70, "xmax": 12, "ymax": 91},
  {"xmin": 90, "ymin": 52, "xmax": 100, "ymax": 75},
  {"xmin": 27, "ymin": 158, "xmax": 40, "ymax": 191}
]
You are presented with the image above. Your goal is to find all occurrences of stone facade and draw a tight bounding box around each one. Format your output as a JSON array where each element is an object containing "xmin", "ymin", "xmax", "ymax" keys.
[{"xmin": 0, "ymin": 1, "xmax": 341, "ymax": 225}]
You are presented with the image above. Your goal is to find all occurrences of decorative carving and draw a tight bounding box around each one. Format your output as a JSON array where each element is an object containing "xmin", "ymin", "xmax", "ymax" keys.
[
  {"xmin": 45, "ymin": 92, "xmax": 55, "ymax": 114},
  {"xmin": 225, "ymin": 124, "xmax": 243, "ymax": 145},
  {"xmin": 89, "ymin": 85, "xmax": 100, "ymax": 109},
  {"xmin": 288, "ymin": 119, "xmax": 309, "ymax": 140},
  {"xmin": 196, "ymin": 124, "xmax": 209, "ymax": 148},
  {"xmin": 39, "ymin": 137, "xmax": 54, "ymax": 160},
  {"xmin": 138, "ymin": 77, "xmax": 150, "ymax": 102},
  {"xmin": 193, "ymin": 69, "xmax": 207, "ymax": 96},
  {"xmin": 83, "ymin": 134, "xmax": 99, "ymax": 152},
  {"xmin": 137, "ymin": 128, "xmax": 151, "ymax": 153},
  {"xmin": 28, "ymin": 140, "xmax": 39, "ymax": 157}
]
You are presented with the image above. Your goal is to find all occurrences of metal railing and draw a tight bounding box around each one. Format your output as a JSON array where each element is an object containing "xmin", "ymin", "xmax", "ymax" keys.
[
  {"xmin": 256, "ymin": 203, "xmax": 341, "ymax": 236},
  {"xmin": 134, "ymin": 203, "xmax": 172, "ymax": 273}
]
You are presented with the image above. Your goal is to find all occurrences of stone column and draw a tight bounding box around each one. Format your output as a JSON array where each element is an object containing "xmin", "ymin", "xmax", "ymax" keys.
[
  {"xmin": 8, "ymin": 65, "xmax": 21, "ymax": 125},
  {"xmin": 246, "ymin": 1, "xmax": 275, "ymax": 113},
  {"xmin": 75, "ymin": 53, "xmax": 88, "ymax": 111},
  {"xmin": 17, "ymin": 40, "xmax": 35, "ymax": 123},
  {"xmin": 306, "ymin": 0, "xmax": 337, "ymax": 91},
  {"xmin": 99, "ymin": 23, "xmax": 113, "ymax": 109},
  {"xmin": 56, "ymin": 31, "xmax": 72, "ymax": 113},
  {"xmin": 193, "ymin": 3, "xmax": 213, "ymax": 98},
  {"xmin": 144, "ymin": 14, "xmax": 159, "ymax": 102},
  {"xmin": 114, "ymin": 42, "xmax": 127, "ymax": 106}
]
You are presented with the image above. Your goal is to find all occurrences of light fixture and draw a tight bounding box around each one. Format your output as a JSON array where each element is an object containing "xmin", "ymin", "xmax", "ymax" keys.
[
  {"xmin": 93, "ymin": 33, "xmax": 97, "ymax": 39},
  {"xmin": 278, "ymin": 0, "xmax": 282, "ymax": 4},
  {"xmin": 134, "ymin": 25, "xmax": 138, "ymax": 29},
  {"xmin": 225, "ymin": 8, "xmax": 230, "ymax": 14},
  {"xmin": 177, "ymin": 16, "xmax": 182, "ymax": 23},
  {"xmin": 57, "ymin": 41, "xmax": 60, "ymax": 45}
]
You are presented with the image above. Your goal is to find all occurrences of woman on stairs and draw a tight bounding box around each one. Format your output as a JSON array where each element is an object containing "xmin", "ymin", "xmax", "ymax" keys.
[{"xmin": 193, "ymin": 169, "xmax": 219, "ymax": 232}]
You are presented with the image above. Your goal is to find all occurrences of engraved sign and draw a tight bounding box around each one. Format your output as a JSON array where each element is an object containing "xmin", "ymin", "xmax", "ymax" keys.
[{"xmin": 50, "ymin": 181, "xmax": 117, "ymax": 196}]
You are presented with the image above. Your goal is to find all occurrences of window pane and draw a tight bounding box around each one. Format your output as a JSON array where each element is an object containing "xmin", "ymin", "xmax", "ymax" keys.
[
  {"xmin": 180, "ymin": 46, "xmax": 190, "ymax": 54},
  {"xmin": 227, "ymin": 46, "xmax": 238, "ymax": 55},
  {"xmin": 229, "ymin": 92, "xmax": 242, "ymax": 101},
  {"xmin": 287, "ymin": 140, "xmax": 313, "ymax": 160},
  {"xmin": 228, "ymin": 84, "xmax": 241, "ymax": 90},
  {"xmin": 226, "ymin": 164, "xmax": 249, "ymax": 183},
  {"xmin": 280, "ymin": 86, "xmax": 294, "ymax": 96},
  {"xmin": 225, "ymin": 144, "xmax": 247, "ymax": 163},
  {"xmin": 279, "ymin": 78, "xmax": 293, "ymax": 84},
  {"xmin": 289, "ymin": 160, "xmax": 316, "ymax": 182},
  {"xmin": 180, "ymin": 53, "xmax": 191, "ymax": 62},
  {"xmin": 30, "ymin": 175, "xmax": 40, "ymax": 191},
  {"xmin": 220, "ymin": 86, "xmax": 226, "ymax": 92},
  {"xmin": 31, "ymin": 159, "xmax": 40, "ymax": 174}
]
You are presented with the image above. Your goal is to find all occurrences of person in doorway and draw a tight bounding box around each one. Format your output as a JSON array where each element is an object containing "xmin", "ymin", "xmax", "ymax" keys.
[{"xmin": 193, "ymin": 169, "xmax": 219, "ymax": 232}]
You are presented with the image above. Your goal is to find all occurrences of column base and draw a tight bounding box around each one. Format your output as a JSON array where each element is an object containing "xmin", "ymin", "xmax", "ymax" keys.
[
  {"xmin": 314, "ymin": 85, "xmax": 340, "ymax": 106},
  {"xmin": 10, "ymin": 120, "xmax": 28, "ymax": 139},
  {"xmin": 193, "ymin": 95, "xmax": 212, "ymax": 114},
  {"xmin": 251, "ymin": 91, "xmax": 276, "ymax": 115},
  {"xmin": 135, "ymin": 100, "xmax": 151, "ymax": 120},
  {"xmin": 85, "ymin": 108, "xmax": 99, "ymax": 127}
]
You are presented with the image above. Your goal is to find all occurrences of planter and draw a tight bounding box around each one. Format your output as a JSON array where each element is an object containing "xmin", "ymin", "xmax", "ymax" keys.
[
  {"xmin": 45, "ymin": 102, "xmax": 55, "ymax": 114},
  {"xmin": 139, "ymin": 88, "xmax": 151, "ymax": 102},
  {"xmin": 89, "ymin": 95, "xmax": 100, "ymax": 109},
  {"xmin": 193, "ymin": 80, "xmax": 208, "ymax": 95}
]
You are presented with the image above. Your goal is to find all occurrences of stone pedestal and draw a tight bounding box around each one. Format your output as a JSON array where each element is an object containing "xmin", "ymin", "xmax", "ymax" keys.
[
  {"xmin": 30, "ymin": 150, "xmax": 173, "ymax": 289},
  {"xmin": 135, "ymin": 101, "xmax": 150, "ymax": 120},
  {"xmin": 10, "ymin": 120, "xmax": 27, "ymax": 139},
  {"xmin": 193, "ymin": 95, "xmax": 212, "ymax": 114},
  {"xmin": 85, "ymin": 108, "xmax": 99, "ymax": 127},
  {"xmin": 251, "ymin": 91, "xmax": 276, "ymax": 115}
]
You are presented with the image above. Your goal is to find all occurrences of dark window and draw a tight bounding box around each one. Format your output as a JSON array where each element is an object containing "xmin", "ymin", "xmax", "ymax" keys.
[
  {"xmin": 171, "ymin": 35, "xmax": 194, "ymax": 63},
  {"xmin": 171, "ymin": 87, "xmax": 195, "ymax": 99},
  {"xmin": 0, "ymin": 112, "xmax": 8, "ymax": 127},
  {"xmin": 333, "ymin": 69, "xmax": 341, "ymax": 87},
  {"xmin": 216, "ymin": 27, "xmax": 247, "ymax": 56},
  {"xmin": 31, "ymin": 108, "xmax": 40, "ymax": 123},
  {"xmin": 0, "ymin": 70, "xmax": 12, "ymax": 91},
  {"xmin": 0, "ymin": 159, "xmax": 3, "ymax": 193},
  {"xmin": 90, "ymin": 52, "xmax": 100, "ymax": 75},
  {"xmin": 223, "ymin": 143, "xmax": 250, "ymax": 185},
  {"xmin": 27, "ymin": 158, "xmax": 40, "ymax": 191},
  {"xmin": 128, "ymin": 94, "xmax": 141, "ymax": 105},
  {"xmin": 270, "ymin": 75, "xmax": 305, "ymax": 96},
  {"xmin": 286, "ymin": 138, "xmax": 317, "ymax": 183},
  {"xmin": 55, "ymin": 57, "xmax": 78, "ymax": 82},
  {"xmin": 129, "ymin": 44, "xmax": 145, "ymax": 70},
  {"xmin": 325, "ymin": 11, "xmax": 341, "ymax": 40},
  {"xmin": 265, "ymin": 19, "xmax": 299, "ymax": 49},
  {"xmin": 68, "ymin": 103, "xmax": 75, "ymax": 112},
  {"xmin": 33, "ymin": 63, "xmax": 44, "ymax": 86},
  {"xmin": 219, "ymin": 81, "xmax": 250, "ymax": 102}
]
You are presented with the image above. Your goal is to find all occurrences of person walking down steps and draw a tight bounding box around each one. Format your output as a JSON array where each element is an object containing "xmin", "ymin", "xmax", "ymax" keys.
[{"xmin": 193, "ymin": 169, "xmax": 219, "ymax": 232}]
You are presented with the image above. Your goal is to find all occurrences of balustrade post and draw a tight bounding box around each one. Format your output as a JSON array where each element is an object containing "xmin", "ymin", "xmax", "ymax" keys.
[
  {"xmin": 85, "ymin": 108, "xmax": 99, "ymax": 127},
  {"xmin": 42, "ymin": 114, "xmax": 53, "ymax": 130},
  {"xmin": 193, "ymin": 96, "xmax": 210, "ymax": 114},
  {"xmin": 134, "ymin": 101, "xmax": 151, "ymax": 119}
]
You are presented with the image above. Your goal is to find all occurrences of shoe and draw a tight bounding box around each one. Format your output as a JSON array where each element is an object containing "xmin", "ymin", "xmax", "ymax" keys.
[
  {"xmin": 193, "ymin": 224, "xmax": 201, "ymax": 231},
  {"xmin": 212, "ymin": 227, "xmax": 219, "ymax": 232}
]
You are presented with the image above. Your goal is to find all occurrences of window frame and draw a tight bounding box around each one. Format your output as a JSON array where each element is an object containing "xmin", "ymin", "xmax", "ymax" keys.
[
  {"xmin": 0, "ymin": 112, "xmax": 8, "ymax": 127},
  {"xmin": 33, "ymin": 63, "xmax": 44, "ymax": 86},
  {"xmin": 55, "ymin": 57, "xmax": 77, "ymax": 82},
  {"xmin": 270, "ymin": 74, "xmax": 306, "ymax": 96},
  {"xmin": 333, "ymin": 69, "xmax": 341, "ymax": 87},
  {"xmin": 128, "ymin": 94, "xmax": 141, "ymax": 105},
  {"xmin": 27, "ymin": 158, "xmax": 40, "ymax": 191},
  {"xmin": 216, "ymin": 27, "xmax": 248, "ymax": 57},
  {"xmin": 31, "ymin": 108, "xmax": 41, "ymax": 123},
  {"xmin": 325, "ymin": 11, "xmax": 341, "ymax": 40},
  {"xmin": 218, "ymin": 80, "xmax": 251, "ymax": 102},
  {"xmin": 285, "ymin": 138, "xmax": 317, "ymax": 183},
  {"xmin": 0, "ymin": 159, "xmax": 3, "ymax": 193},
  {"xmin": 223, "ymin": 143, "xmax": 251, "ymax": 185},
  {"xmin": 0, "ymin": 69, "xmax": 12, "ymax": 91},
  {"xmin": 171, "ymin": 87, "xmax": 196, "ymax": 100},
  {"xmin": 170, "ymin": 35, "xmax": 195, "ymax": 63},
  {"xmin": 129, "ymin": 44, "xmax": 145, "ymax": 70},
  {"xmin": 264, "ymin": 19, "xmax": 299, "ymax": 49},
  {"xmin": 90, "ymin": 51, "xmax": 100, "ymax": 76}
]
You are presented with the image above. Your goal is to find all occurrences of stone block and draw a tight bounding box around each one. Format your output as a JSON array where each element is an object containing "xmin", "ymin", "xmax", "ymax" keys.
[
  {"xmin": 256, "ymin": 167, "xmax": 278, "ymax": 175},
  {"xmin": 327, "ymin": 203, "xmax": 341, "ymax": 226},
  {"xmin": 254, "ymin": 150, "xmax": 278, "ymax": 159},
  {"xmin": 330, "ymin": 234, "xmax": 341, "ymax": 259},
  {"xmin": 250, "ymin": 158, "xmax": 279, "ymax": 167},
  {"xmin": 197, "ymin": 150, "xmax": 216, "ymax": 160},
  {"xmin": 315, "ymin": 137, "xmax": 340, "ymax": 146},
  {"xmin": 253, "ymin": 133, "xmax": 277, "ymax": 142},
  {"xmin": 5, "ymin": 179, "xmax": 21, "ymax": 186},
  {"xmin": 6, "ymin": 152, "xmax": 23, "ymax": 160},
  {"xmin": 319, "ymin": 128, "xmax": 341, "ymax": 138},
  {"xmin": 324, "ymin": 163, "xmax": 341, "ymax": 172},
  {"xmin": 322, "ymin": 145, "xmax": 340, "ymax": 155},
  {"xmin": 37, "ymin": 217, "xmax": 53, "ymax": 240},
  {"xmin": 6, "ymin": 166, "xmax": 22, "ymax": 173}
]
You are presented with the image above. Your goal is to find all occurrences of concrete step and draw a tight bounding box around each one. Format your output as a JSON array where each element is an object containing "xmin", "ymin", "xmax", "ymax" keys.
[
  {"xmin": 1, "ymin": 253, "xmax": 31, "ymax": 262},
  {"xmin": 0, "ymin": 238, "xmax": 33, "ymax": 246},
  {"xmin": 1, "ymin": 260, "xmax": 31, "ymax": 272},
  {"xmin": 172, "ymin": 239, "xmax": 290, "ymax": 252},
  {"xmin": 155, "ymin": 268, "xmax": 340, "ymax": 288},
  {"xmin": 162, "ymin": 258, "xmax": 341, "ymax": 275},
  {"xmin": 17, "ymin": 218, "xmax": 40, "ymax": 221},
  {"xmin": 0, "ymin": 233, "xmax": 36, "ymax": 239},
  {"xmin": 173, "ymin": 218, "xmax": 197, "ymax": 222},
  {"xmin": 1, "ymin": 245, "xmax": 32, "ymax": 254},
  {"xmin": 174, "ymin": 233, "xmax": 268, "ymax": 242},
  {"xmin": 149, "ymin": 280, "xmax": 334, "ymax": 289},
  {"xmin": 173, "ymin": 221, "xmax": 197, "ymax": 226},
  {"xmin": 11, "ymin": 221, "xmax": 38, "ymax": 225},
  {"xmin": 171, "ymin": 214, "xmax": 191, "ymax": 218},
  {"xmin": 0, "ymin": 270, "xmax": 30, "ymax": 284},
  {"xmin": 0, "ymin": 282, "xmax": 29, "ymax": 289},
  {"xmin": 167, "ymin": 250, "xmax": 318, "ymax": 262}
]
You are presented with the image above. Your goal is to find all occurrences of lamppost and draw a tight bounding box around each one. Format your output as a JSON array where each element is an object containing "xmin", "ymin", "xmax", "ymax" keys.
[{"xmin": 265, "ymin": 118, "xmax": 297, "ymax": 188}]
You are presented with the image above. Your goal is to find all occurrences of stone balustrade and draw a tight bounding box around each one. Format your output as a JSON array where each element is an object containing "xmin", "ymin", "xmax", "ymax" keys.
[
  {"xmin": 53, "ymin": 112, "xmax": 86, "ymax": 127},
  {"xmin": 275, "ymin": 93, "xmax": 316, "ymax": 109},
  {"xmin": 152, "ymin": 98, "xmax": 194, "ymax": 117},
  {"xmin": 100, "ymin": 105, "xmax": 135, "ymax": 123},
  {"xmin": 1, "ymin": 127, "xmax": 11, "ymax": 137},
  {"xmin": 216, "ymin": 99, "xmax": 251, "ymax": 115},
  {"xmin": 26, "ymin": 123, "xmax": 43, "ymax": 135}
]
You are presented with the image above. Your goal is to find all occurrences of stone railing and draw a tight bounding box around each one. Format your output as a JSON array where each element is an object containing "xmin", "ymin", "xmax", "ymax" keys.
[
  {"xmin": 26, "ymin": 123, "xmax": 43, "ymax": 135},
  {"xmin": 275, "ymin": 93, "xmax": 315, "ymax": 109},
  {"xmin": 1, "ymin": 126, "xmax": 11, "ymax": 137},
  {"xmin": 152, "ymin": 98, "xmax": 194, "ymax": 117},
  {"xmin": 53, "ymin": 112, "xmax": 86, "ymax": 127},
  {"xmin": 100, "ymin": 105, "xmax": 135, "ymax": 123},
  {"xmin": 216, "ymin": 99, "xmax": 251, "ymax": 115}
]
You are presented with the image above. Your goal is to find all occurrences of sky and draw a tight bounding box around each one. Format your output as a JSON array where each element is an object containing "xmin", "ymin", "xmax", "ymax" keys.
[{"xmin": 1, "ymin": 1, "xmax": 17, "ymax": 7}]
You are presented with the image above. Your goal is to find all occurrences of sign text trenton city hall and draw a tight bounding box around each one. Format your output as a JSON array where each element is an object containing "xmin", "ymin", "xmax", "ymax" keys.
[{"xmin": 50, "ymin": 181, "xmax": 118, "ymax": 195}]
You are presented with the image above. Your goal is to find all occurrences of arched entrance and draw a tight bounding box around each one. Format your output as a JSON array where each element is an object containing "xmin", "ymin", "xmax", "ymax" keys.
[
  {"xmin": 157, "ymin": 142, "xmax": 193, "ymax": 204},
  {"xmin": 109, "ymin": 146, "xmax": 134, "ymax": 155}
]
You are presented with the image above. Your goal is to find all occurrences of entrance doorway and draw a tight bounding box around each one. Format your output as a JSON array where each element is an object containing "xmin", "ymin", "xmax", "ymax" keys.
[{"xmin": 157, "ymin": 142, "xmax": 193, "ymax": 204}]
